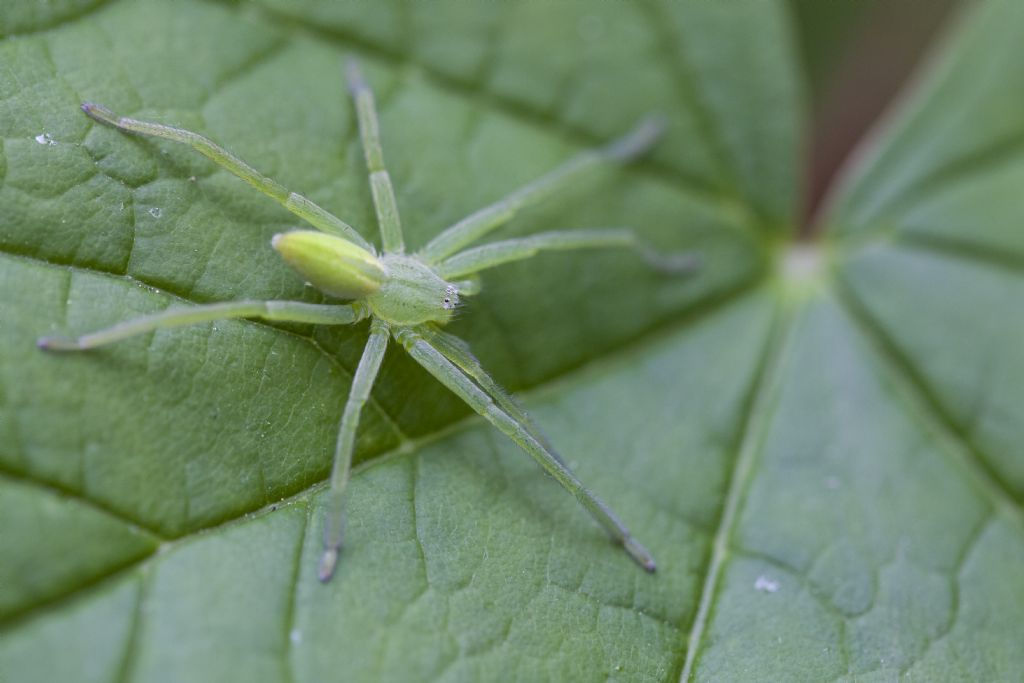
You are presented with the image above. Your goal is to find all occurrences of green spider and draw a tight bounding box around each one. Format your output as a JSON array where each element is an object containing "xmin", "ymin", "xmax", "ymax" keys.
[{"xmin": 39, "ymin": 60, "xmax": 697, "ymax": 582}]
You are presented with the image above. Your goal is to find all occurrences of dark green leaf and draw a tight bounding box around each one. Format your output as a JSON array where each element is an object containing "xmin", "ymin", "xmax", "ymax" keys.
[{"xmin": 2, "ymin": 1, "xmax": 1021, "ymax": 681}]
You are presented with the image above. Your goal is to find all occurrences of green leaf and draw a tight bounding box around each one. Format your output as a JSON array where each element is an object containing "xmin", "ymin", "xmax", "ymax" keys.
[{"xmin": 1, "ymin": 1, "xmax": 1021, "ymax": 681}]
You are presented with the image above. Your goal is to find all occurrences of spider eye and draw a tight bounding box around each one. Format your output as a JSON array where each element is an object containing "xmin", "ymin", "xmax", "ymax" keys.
[{"xmin": 442, "ymin": 284, "xmax": 460, "ymax": 310}]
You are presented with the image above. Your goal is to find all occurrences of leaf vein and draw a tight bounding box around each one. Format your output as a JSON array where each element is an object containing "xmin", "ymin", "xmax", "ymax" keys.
[
  {"xmin": 835, "ymin": 277, "xmax": 1024, "ymax": 520},
  {"xmin": 220, "ymin": 0, "xmax": 745, "ymax": 220},
  {"xmin": 678, "ymin": 298, "xmax": 792, "ymax": 682},
  {"xmin": 280, "ymin": 501, "xmax": 310, "ymax": 683}
]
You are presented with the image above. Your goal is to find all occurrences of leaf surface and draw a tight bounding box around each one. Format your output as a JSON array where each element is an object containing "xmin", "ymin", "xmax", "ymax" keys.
[{"xmin": 1, "ymin": 1, "xmax": 1022, "ymax": 681}]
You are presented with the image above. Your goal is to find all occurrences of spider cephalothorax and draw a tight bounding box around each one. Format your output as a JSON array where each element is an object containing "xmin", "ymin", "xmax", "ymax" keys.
[{"xmin": 364, "ymin": 253, "xmax": 461, "ymax": 325}]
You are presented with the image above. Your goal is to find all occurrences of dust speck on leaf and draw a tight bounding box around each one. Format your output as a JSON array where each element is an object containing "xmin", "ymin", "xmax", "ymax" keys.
[{"xmin": 754, "ymin": 575, "xmax": 779, "ymax": 593}]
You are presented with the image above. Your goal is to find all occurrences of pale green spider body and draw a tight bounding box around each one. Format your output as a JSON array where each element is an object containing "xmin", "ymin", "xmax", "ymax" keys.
[
  {"xmin": 365, "ymin": 253, "xmax": 460, "ymax": 325},
  {"xmin": 39, "ymin": 60, "xmax": 696, "ymax": 582},
  {"xmin": 275, "ymin": 231, "xmax": 459, "ymax": 325}
]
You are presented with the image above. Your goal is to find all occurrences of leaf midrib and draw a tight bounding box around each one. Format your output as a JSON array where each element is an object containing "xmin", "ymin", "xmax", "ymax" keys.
[{"xmin": 677, "ymin": 291, "xmax": 792, "ymax": 682}]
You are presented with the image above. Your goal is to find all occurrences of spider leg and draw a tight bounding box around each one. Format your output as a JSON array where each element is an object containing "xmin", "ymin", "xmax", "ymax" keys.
[
  {"xmin": 418, "ymin": 324, "xmax": 562, "ymax": 463},
  {"xmin": 450, "ymin": 276, "xmax": 481, "ymax": 297},
  {"xmin": 38, "ymin": 300, "xmax": 369, "ymax": 351},
  {"xmin": 345, "ymin": 60, "xmax": 405, "ymax": 254},
  {"xmin": 319, "ymin": 318, "xmax": 390, "ymax": 582},
  {"xmin": 81, "ymin": 103, "xmax": 374, "ymax": 253},
  {"xmin": 436, "ymin": 228, "xmax": 700, "ymax": 280},
  {"xmin": 395, "ymin": 326, "xmax": 656, "ymax": 572},
  {"xmin": 417, "ymin": 116, "xmax": 665, "ymax": 263}
]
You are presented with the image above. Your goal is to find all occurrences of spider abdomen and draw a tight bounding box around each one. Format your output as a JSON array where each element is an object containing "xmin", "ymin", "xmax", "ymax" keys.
[{"xmin": 272, "ymin": 230, "xmax": 387, "ymax": 299}]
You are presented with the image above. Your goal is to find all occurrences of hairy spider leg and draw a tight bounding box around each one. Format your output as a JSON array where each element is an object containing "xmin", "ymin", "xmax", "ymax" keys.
[
  {"xmin": 37, "ymin": 301, "xmax": 368, "ymax": 350},
  {"xmin": 396, "ymin": 326, "xmax": 657, "ymax": 572},
  {"xmin": 80, "ymin": 102, "xmax": 375, "ymax": 253},
  {"xmin": 417, "ymin": 324, "xmax": 562, "ymax": 461},
  {"xmin": 346, "ymin": 60, "xmax": 404, "ymax": 254},
  {"xmin": 436, "ymin": 228, "xmax": 700, "ymax": 281},
  {"xmin": 319, "ymin": 318, "xmax": 391, "ymax": 581},
  {"xmin": 417, "ymin": 115, "xmax": 666, "ymax": 264},
  {"xmin": 449, "ymin": 276, "xmax": 481, "ymax": 297}
]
